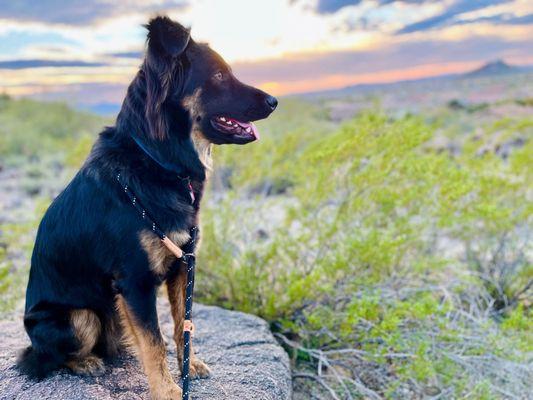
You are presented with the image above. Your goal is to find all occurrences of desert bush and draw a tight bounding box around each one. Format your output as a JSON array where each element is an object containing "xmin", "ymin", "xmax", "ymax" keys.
[
  {"xmin": 0, "ymin": 220, "xmax": 35, "ymax": 314},
  {"xmin": 0, "ymin": 96, "xmax": 105, "ymax": 314},
  {"xmin": 197, "ymin": 111, "xmax": 532, "ymax": 398},
  {"xmin": 0, "ymin": 93, "xmax": 530, "ymax": 398}
]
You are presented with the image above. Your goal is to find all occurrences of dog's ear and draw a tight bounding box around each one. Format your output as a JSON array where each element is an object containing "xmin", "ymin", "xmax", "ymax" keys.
[
  {"xmin": 146, "ymin": 16, "xmax": 191, "ymax": 58},
  {"xmin": 144, "ymin": 16, "xmax": 190, "ymax": 140}
]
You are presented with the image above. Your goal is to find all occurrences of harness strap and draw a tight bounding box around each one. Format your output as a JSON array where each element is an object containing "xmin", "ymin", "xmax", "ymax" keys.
[{"xmin": 162, "ymin": 236, "xmax": 184, "ymax": 259}]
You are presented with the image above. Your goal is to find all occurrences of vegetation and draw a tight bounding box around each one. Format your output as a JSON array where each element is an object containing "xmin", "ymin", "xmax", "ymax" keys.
[
  {"xmin": 198, "ymin": 104, "xmax": 532, "ymax": 399},
  {"xmin": 0, "ymin": 96, "xmax": 108, "ymax": 312},
  {"xmin": 0, "ymin": 93, "xmax": 106, "ymax": 159},
  {"xmin": 0, "ymin": 92, "xmax": 531, "ymax": 399}
]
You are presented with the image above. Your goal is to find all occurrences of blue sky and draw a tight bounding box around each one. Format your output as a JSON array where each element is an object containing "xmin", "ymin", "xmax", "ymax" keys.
[{"xmin": 0, "ymin": 0, "xmax": 531, "ymax": 105}]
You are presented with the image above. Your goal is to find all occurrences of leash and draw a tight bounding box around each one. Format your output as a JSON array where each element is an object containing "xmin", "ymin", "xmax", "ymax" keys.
[
  {"xmin": 181, "ymin": 226, "xmax": 197, "ymax": 400},
  {"xmin": 116, "ymin": 173, "xmax": 198, "ymax": 400}
]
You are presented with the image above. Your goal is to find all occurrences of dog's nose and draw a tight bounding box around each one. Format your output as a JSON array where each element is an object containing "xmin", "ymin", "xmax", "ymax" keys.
[{"xmin": 265, "ymin": 95, "xmax": 278, "ymax": 111}]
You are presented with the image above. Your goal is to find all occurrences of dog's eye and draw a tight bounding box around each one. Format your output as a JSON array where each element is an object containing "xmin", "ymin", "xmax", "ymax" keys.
[{"xmin": 213, "ymin": 71, "xmax": 223, "ymax": 81}]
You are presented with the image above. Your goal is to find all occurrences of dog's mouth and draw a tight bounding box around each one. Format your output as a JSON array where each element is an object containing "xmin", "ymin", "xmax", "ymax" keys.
[{"xmin": 210, "ymin": 116, "xmax": 260, "ymax": 141}]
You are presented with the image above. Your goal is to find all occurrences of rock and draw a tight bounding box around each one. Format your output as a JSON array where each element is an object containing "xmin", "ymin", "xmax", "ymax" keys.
[{"xmin": 0, "ymin": 300, "xmax": 292, "ymax": 400}]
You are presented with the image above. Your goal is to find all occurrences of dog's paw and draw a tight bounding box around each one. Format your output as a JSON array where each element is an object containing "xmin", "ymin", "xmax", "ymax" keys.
[
  {"xmin": 66, "ymin": 354, "xmax": 105, "ymax": 376},
  {"xmin": 189, "ymin": 358, "xmax": 211, "ymax": 379},
  {"xmin": 150, "ymin": 382, "xmax": 182, "ymax": 400}
]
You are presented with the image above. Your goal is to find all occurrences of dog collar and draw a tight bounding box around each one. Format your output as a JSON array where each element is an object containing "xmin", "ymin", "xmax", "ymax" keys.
[
  {"xmin": 132, "ymin": 134, "xmax": 179, "ymax": 173},
  {"xmin": 131, "ymin": 135, "xmax": 195, "ymax": 204}
]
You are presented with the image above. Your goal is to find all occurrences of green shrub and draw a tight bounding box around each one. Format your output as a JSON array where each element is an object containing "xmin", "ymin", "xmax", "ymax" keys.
[
  {"xmin": 0, "ymin": 93, "xmax": 530, "ymax": 398},
  {"xmin": 197, "ymin": 110, "xmax": 532, "ymax": 398}
]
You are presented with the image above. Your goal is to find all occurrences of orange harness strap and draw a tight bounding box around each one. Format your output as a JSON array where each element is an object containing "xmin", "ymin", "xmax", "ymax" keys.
[{"xmin": 183, "ymin": 319, "xmax": 195, "ymax": 336}]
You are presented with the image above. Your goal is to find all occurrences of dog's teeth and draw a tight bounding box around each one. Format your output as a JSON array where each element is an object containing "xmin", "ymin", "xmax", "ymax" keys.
[
  {"xmin": 245, "ymin": 127, "xmax": 251, "ymax": 133},
  {"xmin": 220, "ymin": 117, "xmax": 226, "ymax": 121},
  {"xmin": 226, "ymin": 120, "xmax": 232, "ymax": 125}
]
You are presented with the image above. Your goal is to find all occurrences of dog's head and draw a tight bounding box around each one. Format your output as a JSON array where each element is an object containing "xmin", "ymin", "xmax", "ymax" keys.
[{"xmin": 143, "ymin": 16, "xmax": 277, "ymax": 146}]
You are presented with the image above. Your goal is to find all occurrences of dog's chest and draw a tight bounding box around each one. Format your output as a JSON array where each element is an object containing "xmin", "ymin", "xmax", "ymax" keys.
[
  {"xmin": 137, "ymin": 183, "xmax": 204, "ymax": 277},
  {"xmin": 139, "ymin": 229, "xmax": 191, "ymax": 276}
]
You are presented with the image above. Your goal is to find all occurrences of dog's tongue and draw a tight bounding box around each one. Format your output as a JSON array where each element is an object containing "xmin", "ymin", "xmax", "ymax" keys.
[{"xmin": 236, "ymin": 120, "xmax": 260, "ymax": 140}]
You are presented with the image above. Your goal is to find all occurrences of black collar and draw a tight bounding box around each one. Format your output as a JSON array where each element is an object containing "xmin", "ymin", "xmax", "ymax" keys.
[
  {"xmin": 131, "ymin": 134, "xmax": 196, "ymax": 204},
  {"xmin": 132, "ymin": 134, "xmax": 182, "ymax": 175}
]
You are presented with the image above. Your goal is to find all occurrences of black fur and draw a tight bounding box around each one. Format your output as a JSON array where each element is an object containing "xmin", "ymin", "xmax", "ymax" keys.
[{"xmin": 17, "ymin": 16, "xmax": 276, "ymax": 380}]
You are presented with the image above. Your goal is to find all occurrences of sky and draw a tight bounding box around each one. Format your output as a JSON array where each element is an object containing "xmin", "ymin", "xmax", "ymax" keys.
[{"xmin": 0, "ymin": 0, "xmax": 532, "ymax": 108}]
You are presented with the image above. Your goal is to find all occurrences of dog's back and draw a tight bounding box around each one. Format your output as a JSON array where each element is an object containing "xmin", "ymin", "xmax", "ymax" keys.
[{"xmin": 18, "ymin": 172, "xmax": 120, "ymax": 379}]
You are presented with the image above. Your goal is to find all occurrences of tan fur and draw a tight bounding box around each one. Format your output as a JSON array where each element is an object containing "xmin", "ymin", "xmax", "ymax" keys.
[
  {"xmin": 115, "ymin": 295, "xmax": 139, "ymax": 350},
  {"xmin": 181, "ymin": 88, "xmax": 203, "ymax": 118},
  {"xmin": 139, "ymin": 230, "xmax": 190, "ymax": 275},
  {"xmin": 70, "ymin": 309, "xmax": 101, "ymax": 356},
  {"xmin": 67, "ymin": 309, "xmax": 104, "ymax": 376},
  {"xmin": 166, "ymin": 270, "xmax": 211, "ymax": 379},
  {"xmin": 65, "ymin": 354, "xmax": 105, "ymax": 376},
  {"xmin": 102, "ymin": 313, "xmax": 123, "ymax": 357},
  {"xmin": 116, "ymin": 295, "xmax": 181, "ymax": 400},
  {"xmin": 182, "ymin": 88, "xmax": 213, "ymax": 170},
  {"xmin": 191, "ymin": 129, "xmax": 213, "ymax": 170}
]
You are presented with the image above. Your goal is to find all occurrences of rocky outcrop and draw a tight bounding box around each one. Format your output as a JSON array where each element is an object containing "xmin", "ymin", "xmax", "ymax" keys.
[{"xmin": 0, "ymin": 301, "xmax": 292, "ymax": 400}]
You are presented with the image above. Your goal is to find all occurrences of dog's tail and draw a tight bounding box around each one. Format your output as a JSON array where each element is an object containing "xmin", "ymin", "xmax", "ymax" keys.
[{"xmin": 17, "ymin": 346, "xmax": 65, "ymax": 380}]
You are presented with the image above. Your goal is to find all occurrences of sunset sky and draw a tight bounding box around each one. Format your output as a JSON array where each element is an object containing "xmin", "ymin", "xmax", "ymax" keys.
[{"xmin": 0, "ymin": 0, "xmax": 532, "ymax": 108}]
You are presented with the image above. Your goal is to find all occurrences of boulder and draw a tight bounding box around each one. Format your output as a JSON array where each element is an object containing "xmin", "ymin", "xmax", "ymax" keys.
[{"xmin": 0, "ymin": 301, "xmax": 292, "ymax": 400}]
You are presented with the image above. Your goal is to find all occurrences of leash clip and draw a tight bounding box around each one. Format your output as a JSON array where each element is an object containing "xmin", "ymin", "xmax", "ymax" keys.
[{"xmin": 182, "ymin": 253, "xmax": 195, "ymax": 262}]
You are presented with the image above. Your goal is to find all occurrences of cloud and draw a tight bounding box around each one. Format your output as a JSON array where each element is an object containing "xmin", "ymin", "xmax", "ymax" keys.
[
  {"xmin": 108, "ymin": 51, "xmax": 144, "ymax": 59},
  {"xmin": 1, "ymin": 0, "xmax": 531, "ymax": 101},
  {"xmin": 0, "ymin": 0, "xmax": 189, "ymax": 25},
  {"xmin": 316, "ymin": 0, "xmax": 362, "ymax": 14},
  {"xmin": 379, "ymin": 0, "xmax": 437, "ymax": 3},
  {"xmin": 455, "ymin": 13, "xmax": 533, "ymax": 27},
  {"xmin": 0, "ymin": 30, "xmax": 79, "ymax": 57},
  {"xmin": 314, "ymin": 0, "xmax": 436, "ymax": 14},
  {"xmin": 232, "ymin": 35, "xmax": 531, "ymax": 84},
  {"xmin": 397, "ymin": 0, "xmax": 512, "ymax": 34},
  {"xmin": 0, "ymin": 59, "xmax": 106, "ymax": 69}
]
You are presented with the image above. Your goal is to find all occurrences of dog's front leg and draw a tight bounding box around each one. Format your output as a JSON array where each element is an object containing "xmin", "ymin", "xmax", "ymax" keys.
[
  {"xmin": 166, "ymin": 266, "xmax": 210, "ymax": 379},
  {"xmin": 116, "ymin": 288, "xmax": 181, "ymax": 400}
]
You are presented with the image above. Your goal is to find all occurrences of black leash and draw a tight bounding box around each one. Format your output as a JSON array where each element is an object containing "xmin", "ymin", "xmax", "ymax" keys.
[
  {"xmin": 116, "ymin": 172, "xmax": 197, "ymax": 400},
  {"xmin": 181, "ymin": 226, "xmax": 197, "ymax": 400}
]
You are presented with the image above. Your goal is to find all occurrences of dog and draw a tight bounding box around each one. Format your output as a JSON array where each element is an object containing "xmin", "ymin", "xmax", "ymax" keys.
[{"xmin": 17, "ymin": 16, "xmax": 277, "ymax": 400}]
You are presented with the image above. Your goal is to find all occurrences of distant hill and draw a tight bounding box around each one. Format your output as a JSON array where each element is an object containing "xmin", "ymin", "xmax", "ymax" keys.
[
  {"xmin": 59, "ymin": 60, "xmax": 531, "ymax": 111},
  {"xmin": 0, "ymin": 95, "xmax": 107, "ymax": 157},
  {"xmin": 462, "ymin": 60, "xmax": 521, "ymax": 78},
  {"xmin": 82, "ymin": 102, "xmax": 121, "ymax": 116},
  {"xmin": 300, "ymin": 60, "xmax": 532, "ymax": 99}
]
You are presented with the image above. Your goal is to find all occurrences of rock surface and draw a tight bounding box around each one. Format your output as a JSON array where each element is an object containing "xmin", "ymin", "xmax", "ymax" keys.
[{"xmin": 0, "ymin": 300, "xmax": 292, "ymax": 400}]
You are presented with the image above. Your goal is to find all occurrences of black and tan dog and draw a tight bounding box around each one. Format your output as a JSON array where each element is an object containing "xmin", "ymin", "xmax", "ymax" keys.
[{"xmin": 17, "ymin": 16, "xmax": 277, "ymax": 399}]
